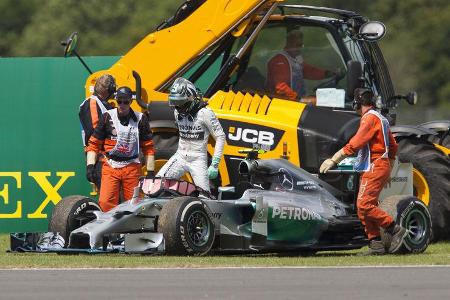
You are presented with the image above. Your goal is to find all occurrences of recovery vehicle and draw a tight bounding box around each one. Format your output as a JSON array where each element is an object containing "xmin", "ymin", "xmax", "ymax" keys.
[{"xmin": 64, "ymin": 0, "xmax": 450, "ymax": 239}]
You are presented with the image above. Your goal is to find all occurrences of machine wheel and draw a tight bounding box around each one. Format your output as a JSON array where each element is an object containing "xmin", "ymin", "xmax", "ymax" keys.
[
  {"xmin": 397, "ymin": 137, "xmax": 450, "ymax": 240},
  {"xmin": 48, "ymin": 195, "xmax": 100, "ymax": 247},
  {"xmin": 380, "ymin": 195, "xmax": 432, "ymax": 254},
  {"xmin": 158, "ymin": 196, "xmax": 215, "ymax": 255},
  {"xmin": 427, "ymin": 130, "xmax": 450, "ymax": 149},
  {"xmin": 443, "ymin": 135, "xmax": 450, "ymax": 149}
]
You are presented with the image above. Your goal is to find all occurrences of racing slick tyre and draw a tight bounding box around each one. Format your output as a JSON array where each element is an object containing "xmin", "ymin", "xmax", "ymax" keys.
[
  {"xmin": 380, "ymin": 195, "xmax": 432, "ymax": 254},
  {"xmin": 158, "ymin": 196, "xmax": 215, "ymax": 255},
  {"xmin": 397, "ymin": 137, "xmax": 450, "ymax": 241},
  {"xmin": 48, "ymin": 195, "xmax": 100, "ymax": 247}
]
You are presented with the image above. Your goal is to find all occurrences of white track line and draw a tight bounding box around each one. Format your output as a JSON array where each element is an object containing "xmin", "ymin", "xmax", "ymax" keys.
[{"xmin": 1, "ymin": 265, "xmax": 450, "ymax": 271}]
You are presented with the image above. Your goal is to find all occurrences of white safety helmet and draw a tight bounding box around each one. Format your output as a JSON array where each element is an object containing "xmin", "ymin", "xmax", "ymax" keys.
[{"xmin": 168, "ymin": 77, "xmax": 201, "ymax": 112}]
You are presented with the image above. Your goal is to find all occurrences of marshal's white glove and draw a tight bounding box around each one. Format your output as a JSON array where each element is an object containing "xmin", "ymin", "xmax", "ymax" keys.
[
  {"xmin": 319, "ymin": 159, "xmax": 336, "ymax": 174},
  {"xmin": 319, "ymin": 149, "xmax": 347, "ymax": 173}
]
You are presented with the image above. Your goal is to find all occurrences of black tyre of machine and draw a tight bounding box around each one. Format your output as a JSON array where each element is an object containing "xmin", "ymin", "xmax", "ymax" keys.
[
  {"xmin": 158, "ymin": 196, "xmax": 215, "ymax": 255},
  {"xmin": 380, "ymin": 195, "xmax": 432, "ymax": 254},
  {"xmin": 48, "ymin": 195, "xmax": 101, "ymax": 247},
  {"xmin": 441, "ymin": 134, "xmax": 450, "ymax": 148},
  {"xmin": 397, "ymin": 137, "xmax": 450, "ymax": 240},
  {"xmin": 426, "ymin": 130, "xmax": 450, "ymax": 149}
]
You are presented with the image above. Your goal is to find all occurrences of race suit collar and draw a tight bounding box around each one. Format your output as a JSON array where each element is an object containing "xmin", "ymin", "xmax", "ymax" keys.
[{"xmin": 190, "ymin": 101, "xmax": 208, "ymax": 116}]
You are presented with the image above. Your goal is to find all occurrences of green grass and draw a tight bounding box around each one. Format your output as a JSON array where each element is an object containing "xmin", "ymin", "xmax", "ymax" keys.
[{"xmin": 1, "ymin": 234, "xmax": 449, "ymax": 268}]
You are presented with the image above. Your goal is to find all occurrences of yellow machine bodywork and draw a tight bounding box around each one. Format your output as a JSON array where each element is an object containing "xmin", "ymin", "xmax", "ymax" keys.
[
  {"xmin": 208, "ymin": 90, "xmax": 306, "ymax": 185},
  {"xmin": 85, "ymin": 0, "xmax": 278, "ymax": 108},
  {"xmin": 84, "ymin": 0, "xmax": 292, "ymax": 186}
]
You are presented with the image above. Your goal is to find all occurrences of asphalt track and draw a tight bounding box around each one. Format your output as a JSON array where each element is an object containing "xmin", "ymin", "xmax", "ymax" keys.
[{"xmin": 1, "ymin": 266, "xmax": 449, "ymax": 300}]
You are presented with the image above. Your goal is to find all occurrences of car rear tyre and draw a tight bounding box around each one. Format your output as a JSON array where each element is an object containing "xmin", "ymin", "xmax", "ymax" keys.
[
  {"xmin": 397, "ymin": 137, "xmax": 450, "ymax": 240},
  {"xmin": 380, "ymin": 195, "xmax": 432, "ymax": 254},
  {"xmin": 48, "ymin": 195, "xmax": 100, "ymax": 247},
  {"xmin": 158, "ymin": 196, "xmax": 215, "ymax": 255}
]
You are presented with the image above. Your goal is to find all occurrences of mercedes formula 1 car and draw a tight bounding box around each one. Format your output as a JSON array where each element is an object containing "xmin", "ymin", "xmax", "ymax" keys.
[{"xmin": 23, "ymin": 150, "xmax": 431, "ymax": 255}]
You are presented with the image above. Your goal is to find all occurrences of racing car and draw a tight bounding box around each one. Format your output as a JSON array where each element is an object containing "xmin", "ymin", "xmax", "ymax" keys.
[{"xmin": 42, "ymin": 149, "xmax": 431, "ymax": 255}]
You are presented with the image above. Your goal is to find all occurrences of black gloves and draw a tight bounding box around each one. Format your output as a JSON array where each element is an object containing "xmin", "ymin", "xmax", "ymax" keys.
[
  {"xmin": 86, "ymin": 164, "xmax": 97, "ymax": 183},
  {"xmin": 145, "ymin": 170, "xmax": 155, "ymax": 179}
]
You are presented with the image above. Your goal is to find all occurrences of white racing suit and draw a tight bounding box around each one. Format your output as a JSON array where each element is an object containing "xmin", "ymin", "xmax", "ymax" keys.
[{"xmin": 157, "ymin": 106, "xmax": 225, "ymax": 192}]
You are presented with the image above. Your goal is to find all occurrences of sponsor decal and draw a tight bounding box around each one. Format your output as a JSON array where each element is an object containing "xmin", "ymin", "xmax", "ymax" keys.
[
  {"xmin": 178, "ymin": 124, "xmax": 202, "ymax": 131},
  {"xmin": 229, "ymin": 128, "xmax": 274, "ymax": 145},
  {"xmin": 179, "ymin": 131, "xmax": 204, "ymax": 140},
  {"xmin": 272, "ymin": 206, "xmax": 321, "ymax": 221},
  {"xmin": 401, "ymin": 201, "xmax": 416, "ymax": 219},
  {"xmin": 0, "ymin": 171, "xmax": 75, "ymax": 219},
  {"xmin": 391, "ymin": 177, "xmax": 408, "ymax": 183},
  {"xmin": 73, "ymin": 203, "xmax": 87, "ymax": 216},
  {"xmin": 177, "ymin": 117, "xmax": 205, "ymax": 140},
  {"xmin": 253, "ymin": 207, "xmax": 267, "ymax": 223},
  {"xmin": 278, "ymin": 168, "xmax": 294, "ymax": 190},
  {"xmin": 220, "ymin": 120, "xmax": 284, "ymax": 150},
  {"xmin": 296, "ymin": 180, "xmax": 318, "ymax": 190},
  {"xmin": 253, "ymin": 143, "xmax": 270, "ymax": 151},
  {"xmin": 179, "ymin": 225, "xmax": 193, "ymax": 253},
  {"xmin": 211, "ymin": 212, "xmax": 222, "ymax": 219}
]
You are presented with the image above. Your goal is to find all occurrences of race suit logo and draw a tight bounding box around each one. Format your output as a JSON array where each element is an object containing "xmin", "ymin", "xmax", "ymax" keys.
[
  {"xmin": 178, "ymin": 123, "xmax": 204, "ymax": 140},
  {"xmin": 179, "ymin": 131, "xmax": 204, "ymax": 140},
  {"xmin": 272, "ymin": 206, "xmax": 321, "ymax": 221},
  {"xmin": 220, "ymin": 120, "xmax": 284, "ymax": 150}
]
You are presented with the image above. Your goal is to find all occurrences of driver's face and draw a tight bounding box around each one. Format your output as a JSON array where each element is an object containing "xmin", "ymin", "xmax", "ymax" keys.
[{"xmin": 175, "ymin": 102, "xmax": 191, "ymax": 114}]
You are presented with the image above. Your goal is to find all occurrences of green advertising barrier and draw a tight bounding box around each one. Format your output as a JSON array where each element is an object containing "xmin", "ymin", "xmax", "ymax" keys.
[{"xmin": 0, "ymin": 56, "xmax": 118, "ymax": 233}]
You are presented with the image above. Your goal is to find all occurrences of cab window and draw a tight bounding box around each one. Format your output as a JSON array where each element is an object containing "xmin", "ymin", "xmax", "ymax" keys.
[{"xmin": 229, "ymin": 23, "xmax": 347, "ymax": 106}]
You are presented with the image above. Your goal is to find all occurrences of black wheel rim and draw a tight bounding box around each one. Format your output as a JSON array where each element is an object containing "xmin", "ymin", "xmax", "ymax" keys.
[
  {"xmin": 404, "ymin": 208, "xmax": 428, "ymax": 245},
  {"xmin": 187, "ymin": 210, "xmax": 211, "ymax": 247}
]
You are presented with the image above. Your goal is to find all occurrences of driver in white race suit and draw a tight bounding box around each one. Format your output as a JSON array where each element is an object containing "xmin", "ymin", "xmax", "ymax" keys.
[{"xmin": 157, "ymin": 77, "xmax": 225, "ymax": 194}]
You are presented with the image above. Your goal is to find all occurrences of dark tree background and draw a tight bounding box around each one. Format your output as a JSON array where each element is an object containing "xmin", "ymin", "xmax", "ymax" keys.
[{"xmin": 1, "ymin": 0, "xmax": 448, "ymax": 121}]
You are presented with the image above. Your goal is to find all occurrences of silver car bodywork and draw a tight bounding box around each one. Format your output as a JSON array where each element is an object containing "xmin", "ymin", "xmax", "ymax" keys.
[{"xmin": 67, "ymin": 158, "xmax": 413, "ymax": 253}]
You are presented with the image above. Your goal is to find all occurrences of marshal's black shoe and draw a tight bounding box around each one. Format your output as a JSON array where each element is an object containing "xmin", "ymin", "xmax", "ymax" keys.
[{"xmin": 359, "ymin": 239, "xmax": 386, "ymax": 256}]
